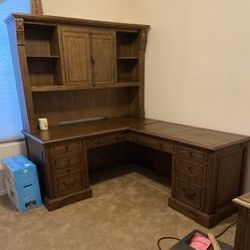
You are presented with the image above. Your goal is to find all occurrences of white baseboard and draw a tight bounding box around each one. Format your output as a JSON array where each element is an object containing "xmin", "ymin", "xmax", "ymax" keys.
[{"xmin": 0, "ymin": 190, "xmax": 7, "ymax": 196}]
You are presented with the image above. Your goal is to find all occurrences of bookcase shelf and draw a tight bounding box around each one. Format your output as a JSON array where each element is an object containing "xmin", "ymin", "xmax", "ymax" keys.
[
  {"xmin": 24, "ymin": 23, "xmax": 63, "ymax": 87},
  {"xmin": 31, "ymin": 82, "xmax": 140, "ymax": 92},
  {"xmin": 27, "ymin": 58, "xmax": 62, "ymax": 87},
  {"xmin": 26, "ymin": 55, "xmax": 60, "ymax": 59},
  {"xmin": 117, "ymin": 56, "xmax": 138, "ymax": 60},
  {"xmin": 116, "ymin": 31, "xmax": 140, "ymax": 84},
  {"xmin": 117, "ymin": 59, "xmax": 139, "ymax": 83},
  {"xmin": 8, "ymin": 14, "xmax": 149, "ymax": 133}
]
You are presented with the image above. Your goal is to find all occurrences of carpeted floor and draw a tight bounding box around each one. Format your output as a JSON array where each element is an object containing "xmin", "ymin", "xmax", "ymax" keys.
[{"xmin": 0, "ymin": 165, "xmax": 236, "ymax": 250}]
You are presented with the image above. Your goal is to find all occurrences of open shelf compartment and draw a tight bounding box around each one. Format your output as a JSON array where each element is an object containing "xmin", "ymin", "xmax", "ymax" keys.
[
  {"xmin": 116, "ymin": 31, "xmax": 140, "ymax": 57},
  {"xmin": 27, "ymin": 57, "xmax": 62, "ymax": 87},
  {"xmin": 117, "ymin": 59, "xmax": 139, "ymax": 83},
  {"xmin": 24, "ymin": 23, "xmax": 60, "ymax": 57}
]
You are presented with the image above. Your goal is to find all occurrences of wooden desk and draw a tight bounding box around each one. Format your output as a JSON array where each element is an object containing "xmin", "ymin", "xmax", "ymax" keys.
[
  {"xmin": 7, "ymin": 13, "xmax": 249, "ymax": 228},
  {"xmin": 24, "ymin": 116, "xmax": 249, "ymax": 228},
  {"xmin": 233, "ymin": 193, "xmax": 250, "ymax": 250}
]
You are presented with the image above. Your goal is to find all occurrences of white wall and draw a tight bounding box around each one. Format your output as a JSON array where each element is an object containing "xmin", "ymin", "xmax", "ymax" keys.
[
  {"xmin": 42, "ymin": 0, "xmax": 131, "ymax": 23},
  {"xmin": 128, "ymin": 0, "xmax": 250, "ymax": 191}
]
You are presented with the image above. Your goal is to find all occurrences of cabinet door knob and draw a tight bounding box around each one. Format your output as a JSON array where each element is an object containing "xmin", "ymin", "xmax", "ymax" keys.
[{"xmin": 91, "ymin": 56, "xmax": 95, "ymax": 65}]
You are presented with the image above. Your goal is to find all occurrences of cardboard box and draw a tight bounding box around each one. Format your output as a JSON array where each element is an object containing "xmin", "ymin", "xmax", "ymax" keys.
[{"xmin": 2, "ymin": 155, "xmax": 42, "ymax": 212}]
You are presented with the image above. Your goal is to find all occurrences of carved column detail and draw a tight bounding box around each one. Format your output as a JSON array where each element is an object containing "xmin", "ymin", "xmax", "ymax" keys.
[
  {"xmin": 140, "ymin": 29, "xmax": 149, "ymax": 51},
  {"xmin": 15, "ymin": 18, "xmax": 25, "ymax": 46}
]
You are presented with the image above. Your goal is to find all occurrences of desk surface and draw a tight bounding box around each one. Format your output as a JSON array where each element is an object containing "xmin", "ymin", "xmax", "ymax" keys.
[{"xmin": 24, "ymin": 116, "xmax": 249, "ymax": 150}]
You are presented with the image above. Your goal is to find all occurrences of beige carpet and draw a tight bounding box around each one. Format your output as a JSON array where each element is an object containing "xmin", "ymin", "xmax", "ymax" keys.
[{"xmin": 0, "ymin": 165, "xmax": 236, "ymax": 250}]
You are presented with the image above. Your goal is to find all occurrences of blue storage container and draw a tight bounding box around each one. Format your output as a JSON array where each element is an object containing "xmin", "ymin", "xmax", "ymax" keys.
[{"xmin": 2, "ymin": 155, "xmax": 42, "ymax": 212}]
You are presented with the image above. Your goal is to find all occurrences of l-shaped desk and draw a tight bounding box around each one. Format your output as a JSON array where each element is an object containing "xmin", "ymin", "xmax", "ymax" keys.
[{"xmin": 24, "ymin": 116, "xmax": 249, "ymax": 228}]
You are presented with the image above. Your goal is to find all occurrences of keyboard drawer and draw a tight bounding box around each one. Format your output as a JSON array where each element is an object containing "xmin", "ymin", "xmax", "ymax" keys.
[
  {"xmin": 134, "ymin": 133, "xmax": 174, "ymax": 153},
  {"xmin": 86, "ymin": 132, "xmax": 127, "ymax": 149}
]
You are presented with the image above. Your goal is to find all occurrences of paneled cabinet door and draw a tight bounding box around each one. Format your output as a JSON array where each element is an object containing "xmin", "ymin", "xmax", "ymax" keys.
[
  {"xmin": 92, "ymin": 31, "xmax": 116, "ymax": 85},
  {"xmin": 61, "ymin": 28, "xmax": 92, "ymax": 86}
]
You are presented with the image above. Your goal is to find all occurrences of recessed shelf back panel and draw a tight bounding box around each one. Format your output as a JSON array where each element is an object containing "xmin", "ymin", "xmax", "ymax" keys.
[
  {"xmin": 27, "ymin": 58, "xmax": 61, "ymax": 86},
  {"xmin": 24, "ymin": 24, "xmax": 60, "ymax": 56},
  {"xmin": 117, "ymin": 59, "xmax": 139, "ymax": 83},
  {"xmin": 33, "ymin": 88, "xmax": 139, "ymax": 126},
  {"xmin": 117, "ymin": 32, "xmax": 139, "ymax": 57}
]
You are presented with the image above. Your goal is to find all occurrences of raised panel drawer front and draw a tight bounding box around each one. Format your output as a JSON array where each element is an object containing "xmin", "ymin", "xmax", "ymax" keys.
[
  {"xmin": 55, "ymin": 154, "xmax": 82, "ymax": 168},
  {"xmin": 54, "ymin": 171, "xmax": 84, "ymax": 196},
  {"xmin": 86, "ymin": 132, "xmax": 127, "ymax": 149},
  {"xmin": 52, "ymin": 154, "xmax": 83, "ymax": 170},
  {"xmin": 177, "ymin": 146, "xmax": 208, "ymax": 165},
  {"xmin": 176, "ymin": 159, "xmax": 204, "ymax": 180},
  {"xmin": 50, "ymin": 142, "xmax": 82, "ymax": 156},
  {"xmin": 161, "ymin": 140, "xmax": 174, "ymax": 153},
  {"xmin": 54, "ymin": 165, "xmax": 82, "ymax": 176},
  {"xmin": 176, "ymin": 171, "xmax": 203, "ymax": 187},
  {"xmin": 176, "ymin": 178, "xmax": 202, "ymax": 209}
]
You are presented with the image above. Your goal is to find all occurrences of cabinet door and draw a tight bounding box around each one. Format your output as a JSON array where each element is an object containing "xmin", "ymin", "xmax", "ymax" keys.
[
  {"xmin": 92, "ymin": 31, "xmax": 116, "ymax": 85},
  {"xmin": 61, "ymin": 28, "xmax": 92, "ymax": 86}
]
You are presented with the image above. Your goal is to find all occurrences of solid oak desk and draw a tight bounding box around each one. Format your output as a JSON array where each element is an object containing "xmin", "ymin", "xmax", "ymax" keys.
[{"xmin": 24, "ymin": 116, "xmax": 249, "ymax": 228}]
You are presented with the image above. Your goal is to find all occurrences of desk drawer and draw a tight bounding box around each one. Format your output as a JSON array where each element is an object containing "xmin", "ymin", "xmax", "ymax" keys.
[
  {"xmin": 52, "ymin": 154, "xmax": 83, "ymax": 170},
  {"xmin": 135, "ymin": 134, "xmax": 160, "ymax": 149},
  {"xmin": 50, "ymin": 142, "xmax": 82, "ymax": 156},
  {"xmin": 177, "ymin": 172, "xmax": 203, "ymax": 187},
  {"xmin": 176, "ymin": 178, "xmax": 202, "ymax": 209},
  {"xmin": 134, "ymin": 134, "xmax": 174, "ymax": 153},
  {"xmin": 177, "ymin": 146, "xmax": 208, "ymax": 165},
  {"xmin": 54, "ymin": 165, "xmax": 82, "ymax": 176},
  {"xmin": 54, "ymin": 171, "xmax": 84, "ymax": 197},
  {"xmin": 176, "ymin": 159, "xmax": 204, "ymax": 179},
  {"xmin": 86, "ymin": 133, "xmax": 127, "ymax": 149},
  {"xmin": 161, "ymin": 140, "xmax": 174, "ymax": 153}
]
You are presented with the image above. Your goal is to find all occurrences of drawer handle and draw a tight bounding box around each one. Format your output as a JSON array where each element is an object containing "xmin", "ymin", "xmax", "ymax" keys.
[
  {"xmin": 187, "ymin": 165, "xmax": 192, "ymax": 172},
  {"xmin": 182, "ymin": 188, "xmax": 196, "ymax": 200}
]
